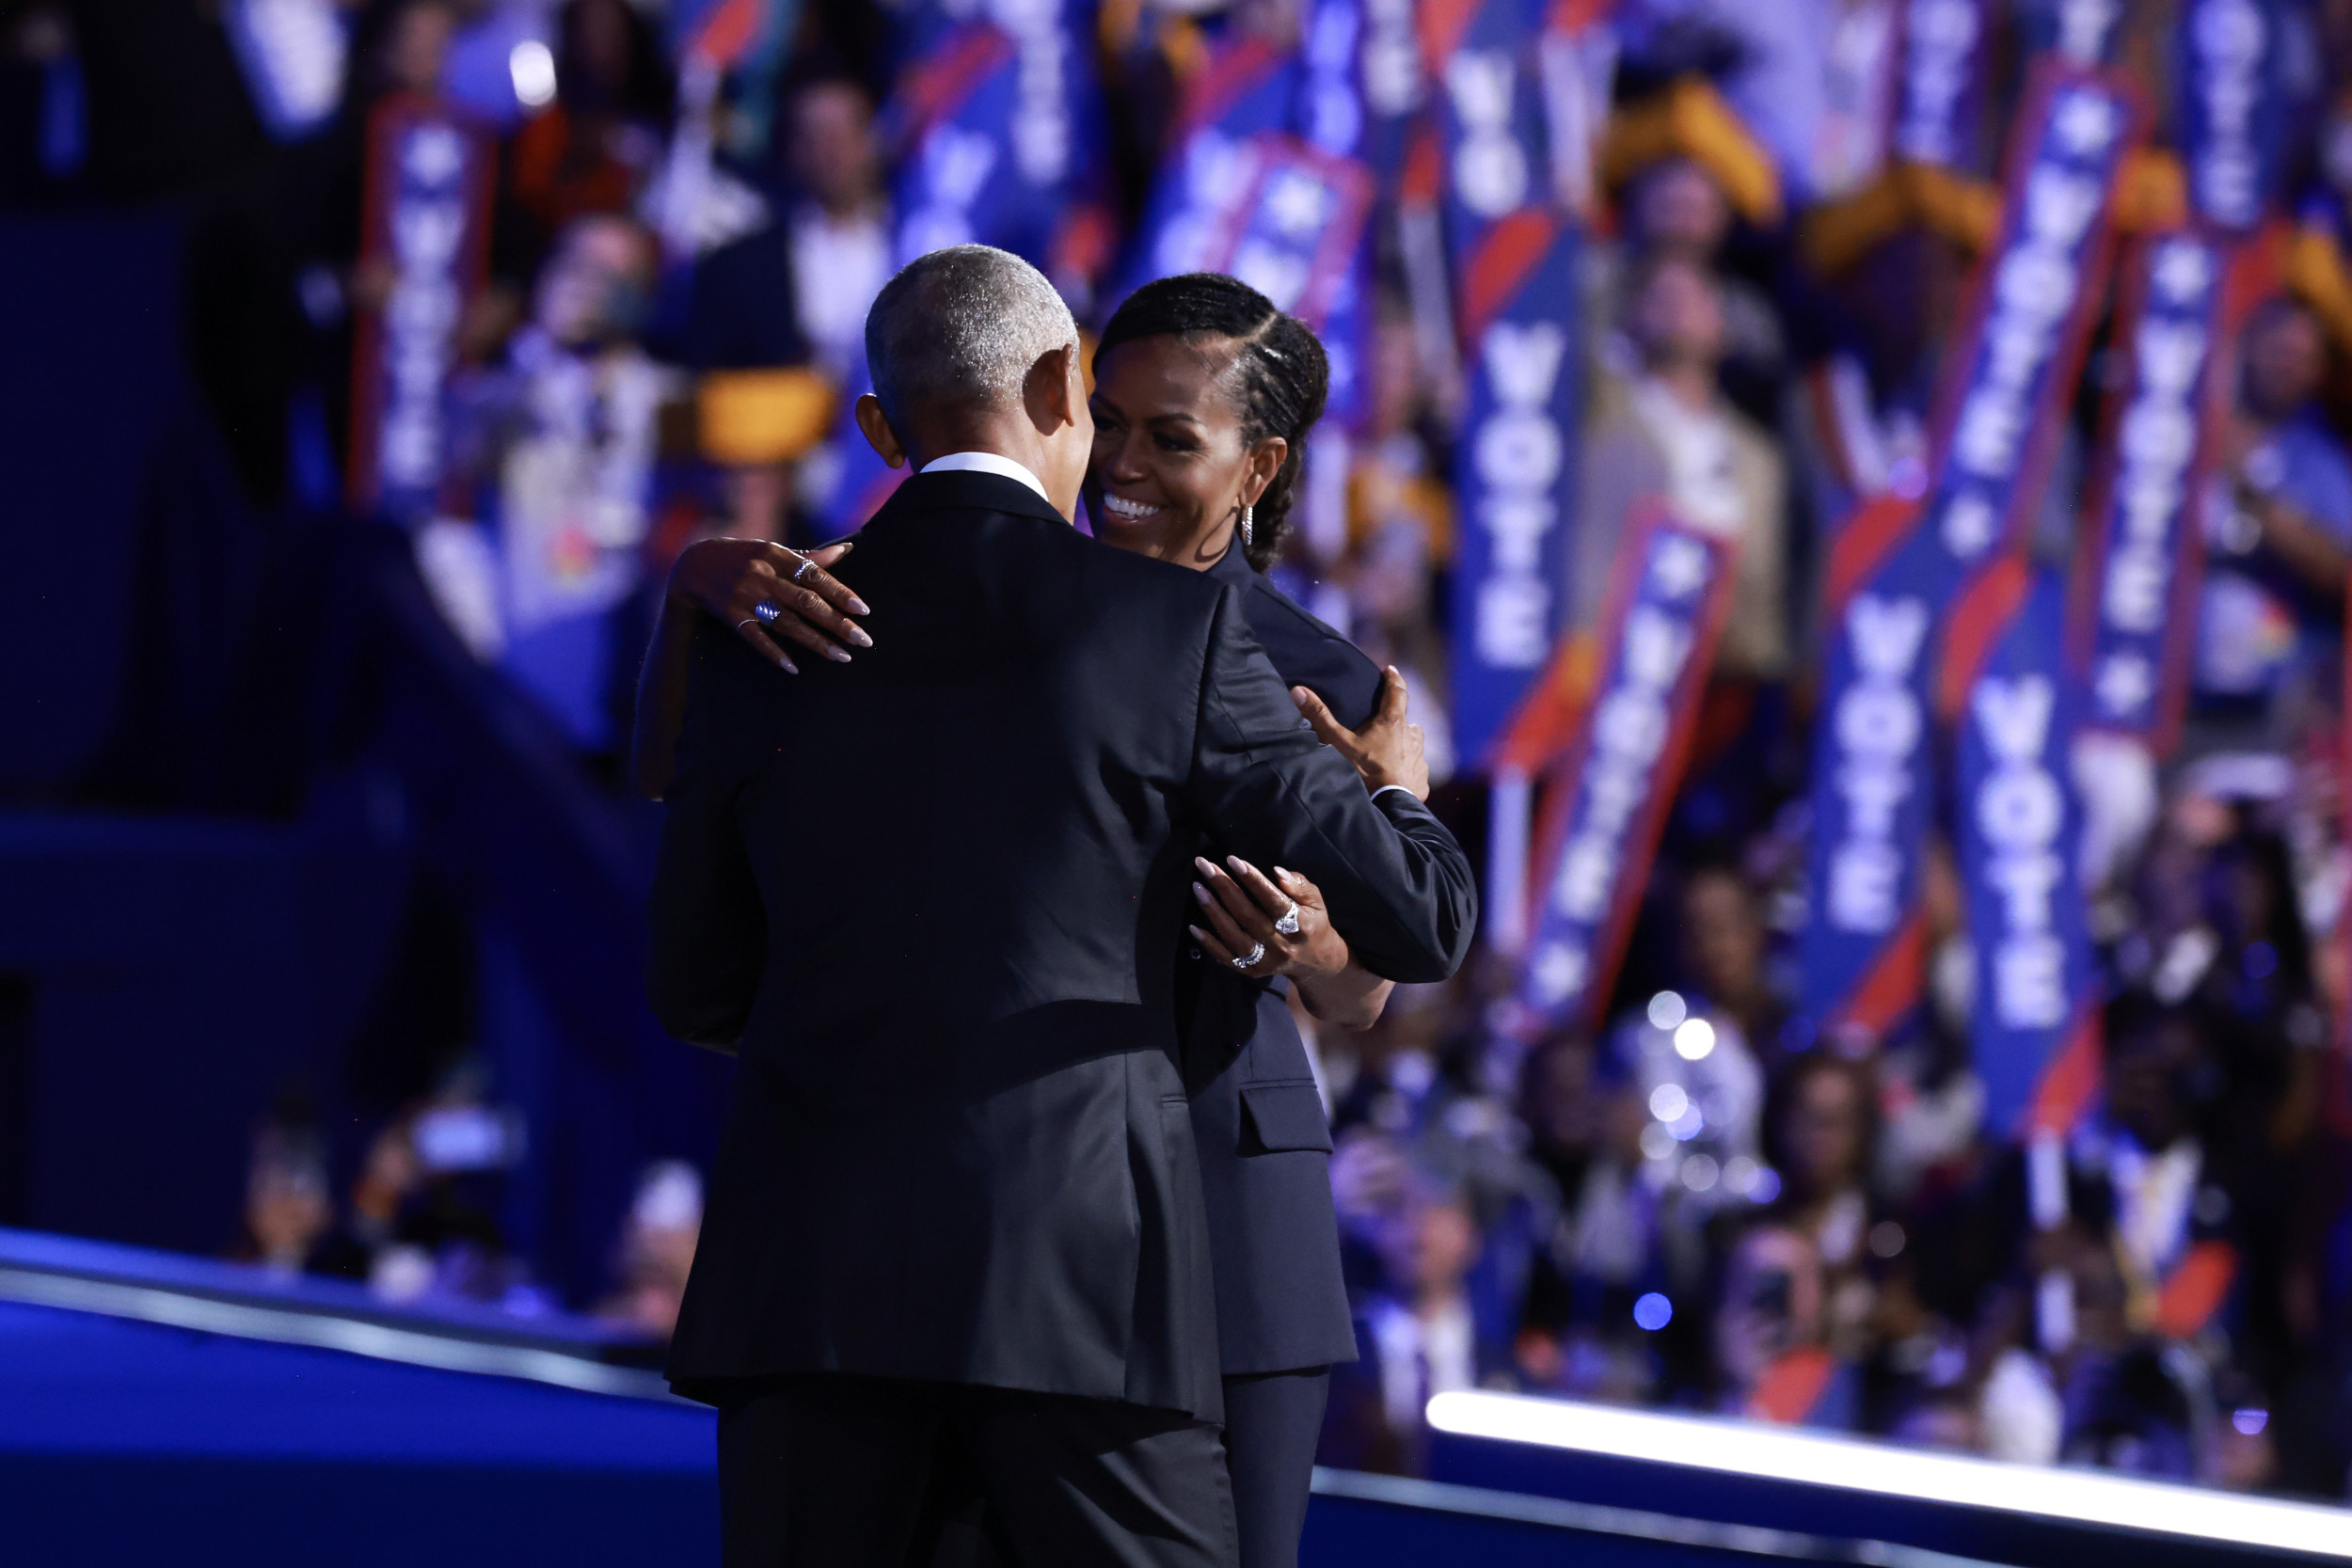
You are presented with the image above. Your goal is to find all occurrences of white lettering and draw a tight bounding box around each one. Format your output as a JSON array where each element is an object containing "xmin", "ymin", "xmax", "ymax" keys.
[{"xmin": 1825, "ymin": 594, "xmax": 1931, "ymax": 933}]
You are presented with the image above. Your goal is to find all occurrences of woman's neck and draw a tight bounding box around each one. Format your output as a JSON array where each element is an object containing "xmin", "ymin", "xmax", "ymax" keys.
[{"xmin": 1114, "ymin": 514, "xmax": 1235, "ymax": 572}]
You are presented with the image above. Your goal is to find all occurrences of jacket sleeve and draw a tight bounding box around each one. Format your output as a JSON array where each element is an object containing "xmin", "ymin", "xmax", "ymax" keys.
[
  {"xmin": 1183, "ymin": 586, "xmax": 1478, "ymax": 984},
  {"xmin": 645, "ymin": 629, "xmax": 769, "ymax": 1050}
]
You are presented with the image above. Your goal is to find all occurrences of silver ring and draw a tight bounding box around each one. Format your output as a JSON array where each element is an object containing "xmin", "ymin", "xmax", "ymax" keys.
[
  {"xmin": 791, "ymin": 557, "xmax": 817, "ymax": 582},
  {"xmin": 753, "ymin": 600, "xmax": 783, "ymax": 625},
  {"xmin": 735, "ymin": 616, "xmax": 759, "ymax": 633},
  {"xmin": 1232, "ymin": 942, "xmax": 1266, "ymax": 971},
  {"xmin": 1275, "ymin": 901, "xmax": 1302, "ymax": 937}
]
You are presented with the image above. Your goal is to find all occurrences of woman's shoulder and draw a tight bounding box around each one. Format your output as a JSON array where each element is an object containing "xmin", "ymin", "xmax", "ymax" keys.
[{"xmin": 1233, "ymin": 572, "xmax": 1384, "ymax": 730}]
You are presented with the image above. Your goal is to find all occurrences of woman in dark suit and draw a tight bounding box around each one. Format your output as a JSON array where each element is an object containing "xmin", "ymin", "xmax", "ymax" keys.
[{"xmin": 633, "ymin": 273, "xmax": 1437, "ymax": 1568}]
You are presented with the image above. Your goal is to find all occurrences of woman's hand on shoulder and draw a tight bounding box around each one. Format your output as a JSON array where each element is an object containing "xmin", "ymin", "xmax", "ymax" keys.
[
  {"xmin": 1189, "ymin": 857, "xmax": 1349, "ymax": 983},
  {"xmin": 668, "ymin": 536, "xmax": 872, "ymax": 673}
]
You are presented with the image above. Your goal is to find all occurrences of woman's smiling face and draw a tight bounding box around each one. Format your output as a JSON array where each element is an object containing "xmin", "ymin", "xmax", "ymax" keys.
[{"xmin": 1083, "ymin": 334, "xmax": 1286, "ymax": 569}]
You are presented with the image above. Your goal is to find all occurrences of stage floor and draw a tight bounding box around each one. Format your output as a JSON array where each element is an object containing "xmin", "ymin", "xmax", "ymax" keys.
[{"xmin": 0, "ymin": 1296, "xmax": 720, "ymax": 1566}]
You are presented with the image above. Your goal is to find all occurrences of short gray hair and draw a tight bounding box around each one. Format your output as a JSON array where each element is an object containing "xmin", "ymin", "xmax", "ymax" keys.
[{"xmin": 865, "ymin": 245, "xmax": 1078, "ymax": 432}]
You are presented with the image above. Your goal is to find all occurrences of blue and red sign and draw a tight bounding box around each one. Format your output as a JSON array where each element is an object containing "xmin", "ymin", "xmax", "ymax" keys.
[
  {"xmin": 1429, "ymin": 0, "xmax": 1584, "ymax": 765},
  {"xmin": 1957, "ymin": 563, "xmax": 2102, "ymax": 1137},
  {"xmin": 1117, "ymin": 33, "xmax": 1303, "ymax": 297},
  {"xmin": 347, "ymin": 93, "xmax": 493, "ymax": 521},
  {"xmin": 2180, "ymin": 0, "xmax": 2291, "ymax": 231},
  {"xmin": 888, "ymin": 0, "xmax": 1112, "ymax": 287},
  {"xmin": 1521, "ymin": 509, "xmax": 1738, "ymax": 1028},
  {"xmin": 1891, "ymin": 0, "xmax": 1990, "ymax": 171},
  {"xmin": 1209, "ymin": 137, "xmax": 1374, "ymax": 325},
  {"xmin": 1798, "ymin": 63, "xmax": 2139, "ymax": 1045},
  {"xmin": 2073, "ymin": 230, "xmax": 2241, "ymax": 752}
]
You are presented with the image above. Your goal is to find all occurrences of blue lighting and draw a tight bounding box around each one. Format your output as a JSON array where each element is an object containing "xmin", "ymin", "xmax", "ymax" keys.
[{"xmin": 1633, "ymin": 1292, "xmax": 1673, "ymax": 1331}]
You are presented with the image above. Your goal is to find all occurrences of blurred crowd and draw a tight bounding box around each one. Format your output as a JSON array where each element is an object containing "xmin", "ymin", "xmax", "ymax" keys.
[{"xmin": 15, "ymin": 0, "xmax": 2352, "ymax": 1508}]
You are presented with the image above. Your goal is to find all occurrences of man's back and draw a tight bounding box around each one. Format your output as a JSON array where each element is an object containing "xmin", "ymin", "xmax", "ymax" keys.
[{"xmin": 649, "ymin": 469, "xmax": 1473, "ymax": 1418}]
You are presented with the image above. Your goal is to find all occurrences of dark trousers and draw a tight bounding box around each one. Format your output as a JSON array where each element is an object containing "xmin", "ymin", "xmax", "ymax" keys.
[
  {"xmin": 715, "ymin": 1373, "xmax": 1237, "ymax": 1568},
  {"xmin": 1220, "ymin": 1370, "xmax": 1329, "ymax": 1568}
]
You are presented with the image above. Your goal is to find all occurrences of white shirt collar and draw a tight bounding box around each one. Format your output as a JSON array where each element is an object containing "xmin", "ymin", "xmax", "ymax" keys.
[{"xmin": 919, "ymin": 451, "xmax": 1051, "ymax": 502}]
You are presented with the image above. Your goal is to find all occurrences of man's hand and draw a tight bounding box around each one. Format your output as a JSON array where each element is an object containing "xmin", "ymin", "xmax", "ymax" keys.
[{"xmin": 1292, "ymin": 667, "xmax": 1429, "ymax": 800}]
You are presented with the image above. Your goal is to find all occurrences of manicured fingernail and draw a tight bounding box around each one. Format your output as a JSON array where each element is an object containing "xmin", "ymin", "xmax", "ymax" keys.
[
  {"xmin": 779, "ymin": 656, "xmax": 800, "ymax": 674},
  {"xmin": 825, "ymin": 646, "xmax": 851, "ymax": 663},
  {"xmin": 845, "ymin": 626, "xmax": 874, "ymax": 648},
  {"xmin": 1194, "ymin": 856, "xmax": 1217, "ymax": 878},
  {"xmin": 1226, "ymin": 856, "xmax": 1250, "ymax": 875},
  {"xmin": 1274, "ymin": 867, "xmax": 1294, "ymax": 881},
  {"xmin": 1193, "ymin": 882, "xmax": 1211, "ymax": 905},
  {"xmin": 847, "ymin": 597, "xmax": 871, "ymax": 615},
  {"xmin": 1188, "ymin": 926, "xmax": 1209, "ymax": 942}
]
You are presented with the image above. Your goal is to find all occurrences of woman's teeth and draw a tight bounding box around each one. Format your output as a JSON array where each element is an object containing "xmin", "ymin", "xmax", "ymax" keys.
[{"xmin": 1100, "ymin": 494, "xmax": 1160, "ymax": 520}]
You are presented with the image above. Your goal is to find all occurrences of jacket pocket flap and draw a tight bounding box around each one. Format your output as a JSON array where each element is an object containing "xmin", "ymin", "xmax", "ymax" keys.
[{"xmin": 1240, "ymin": 1082, "xmax": 1332, "ymax": 1153}]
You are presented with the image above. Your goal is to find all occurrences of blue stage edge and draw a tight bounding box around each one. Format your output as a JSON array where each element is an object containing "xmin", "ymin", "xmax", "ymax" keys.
[{"xmin": 3, "ymin": 1228, "xmax": 2345, "ymax": 1566}]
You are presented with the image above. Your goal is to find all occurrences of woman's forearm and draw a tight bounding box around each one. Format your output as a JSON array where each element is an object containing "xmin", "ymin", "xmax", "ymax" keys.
[
  {"xmin": 631, "ymin": 594, "xmax": 699, "ymax": 800},
  {"xmin": 1295, "ymin": 962, "xmax": 1395, "ymax": 1032}
]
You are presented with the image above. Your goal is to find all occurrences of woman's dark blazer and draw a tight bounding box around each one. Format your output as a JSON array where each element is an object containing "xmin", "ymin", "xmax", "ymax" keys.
[{"xmin": 1183, "ymin": 544, "xmax": 1393, "ymax": 1376}]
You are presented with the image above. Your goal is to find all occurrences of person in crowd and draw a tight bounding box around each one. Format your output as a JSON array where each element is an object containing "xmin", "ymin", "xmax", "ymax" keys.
[
  {"xmin": 425, "ymin": 213, "xmax": 682, "ymax": 752},
  {"xmin": 1598, "ymin": 151, "xmax": 1788, "ymax": 418},
  {"xmin": 2192, "ymin": 295, "xmax": 2352, "ymax": 751},
  {"xmin": 1340, "ymin": 299, "xmax": 1457, "ymax": 778},
  {"xmin": 1872, "ymin": 843, "xmax": 1988, "ymax": 1204},
  {"xmin": 0, "ymin": 5, "xmax": 84, "ymax": 207},
  {"xmin": 327, "ymin": 1101, "xmax": 515, "ymax": 1306},
  {"xmin": 594, "ymin": 1160, "xmax": 704, "ymax": 1341},
  {"xmin": 680, "ymin": 74, "xmax": 894, "ymax": 538},
  {"xmin": 685, "ymin": 74, "xmax": 890, "ymax": 383},
  {"xmin": 1677, "ymin": 862, "xmax": 1793, "ymax": 1073},
  {"xmin": 231, "ymin": 1118, "xmax": 336, "ymax": 1279},
  {"xmin": 506, "ymin": 0, "xmax": 674, "ymax": 271},
  {"xmin": 1320, "ymin": 1171, "xmax": 1511, "ymax": 1475},
  {"xmin": 1514, "ymin": 1030, "xmax": 1677, "ymax": 1402},
  {"xmin": 1716, "ymin": 1220, "xmax": 1845, "ymax": 1420},
  {"xmin": 1572, "ymin": 255, "xmax": 1794, "ymax": 754},
  {"xmin": 1613, "ymin": 960, "xmax": 1769, "ymax": 1197},
  {"xmin": 644, "ymin": 245, "xmax": 1474, "ymax": 1565},
  {"xmin": 286, "ymin": 0, "xmax": 463, "ymax": 316},
  {"xmin": 1715, "ymin": 1053, "xmax": 1883, "ymax": 1425},
  {"xmin": 277, "ymin": 0, "xmax": 535, "ymax": 482}
]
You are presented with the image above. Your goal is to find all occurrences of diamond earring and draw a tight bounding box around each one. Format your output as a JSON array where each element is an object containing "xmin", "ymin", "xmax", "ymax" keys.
[{"xmin": 1239, "ymin": 503, "xmax": 1254, "ymax": 549}]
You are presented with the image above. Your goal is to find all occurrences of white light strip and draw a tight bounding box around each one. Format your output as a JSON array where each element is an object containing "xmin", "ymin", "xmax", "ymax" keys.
[
  {"xmin": 0, "ymin": 1268, "xmax": 680, "ymax": 1404},
  {"xmin": 1425, "ymin": 1391, "xmax": 2352, "ymax": 1559},
  {"xmin": 1311, "ymin": 1466, "xmax": 2001, "ymax": 1567}
]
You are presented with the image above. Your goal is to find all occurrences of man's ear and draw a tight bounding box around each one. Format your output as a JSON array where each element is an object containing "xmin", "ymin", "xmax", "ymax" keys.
[
  {"xmin": 854, "ymin": 393, "xmax": 908, "ymax": 468},
  {"xmin": 1025, "ymin": 342, "xmax": 1081, "ymax": 435}
]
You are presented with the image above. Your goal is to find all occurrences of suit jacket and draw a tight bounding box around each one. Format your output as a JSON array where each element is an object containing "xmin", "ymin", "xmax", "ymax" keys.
[
  {"xmin": 647, "ymin": 469, "xmax": 1476, "ymax": 1419},
  {"xmin": 682, "ymin": 222, "xmax": 806, "ymax": 372},
  {"xmin": 1181, "ymin": 543, "xmax": 1393, "ymax": 1376}
]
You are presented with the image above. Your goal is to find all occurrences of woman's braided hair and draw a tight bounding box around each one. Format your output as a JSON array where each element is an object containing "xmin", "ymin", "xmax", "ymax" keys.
[{"xmin": 1095, "ymin": 274, "xmax": 1329, "ymax": 571}]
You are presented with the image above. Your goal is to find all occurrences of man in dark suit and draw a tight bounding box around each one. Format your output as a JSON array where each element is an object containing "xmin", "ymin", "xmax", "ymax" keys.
[{"xmin": 646, "ymin": 244, "xmax": 1476, "ymax": 1566}]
